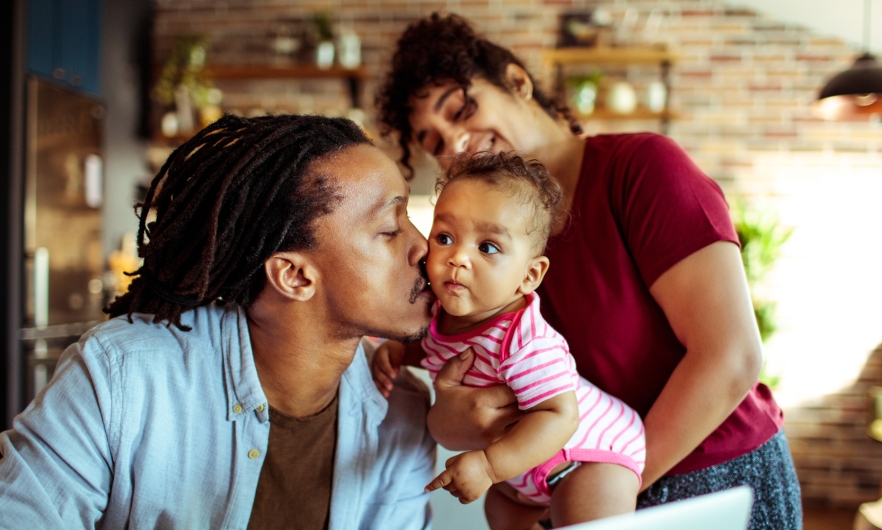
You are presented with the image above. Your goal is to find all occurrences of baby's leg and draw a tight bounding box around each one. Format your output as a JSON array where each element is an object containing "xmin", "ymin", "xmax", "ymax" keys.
[
  {"xmin": 550, "ymin": 462, "xmax": 640, "ymax": 527},
  {"xmin": 484, "ymin": 482, "xmax": 548, "ymax": 530}
]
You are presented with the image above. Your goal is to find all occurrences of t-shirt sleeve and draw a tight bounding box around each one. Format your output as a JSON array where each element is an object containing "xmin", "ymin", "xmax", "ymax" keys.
[
  {"xmin": 613, "ymin": 134, "xmax": 739, "ymax": 287},
  {"xmin": 497, "ymin": 335, "xmax": 577, "ymax": 411}
]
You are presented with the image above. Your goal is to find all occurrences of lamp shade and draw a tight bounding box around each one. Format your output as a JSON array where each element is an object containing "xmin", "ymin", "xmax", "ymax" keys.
[{"xmin": 811, "ymin": 53, "xmax": 882, "ymax": 121}]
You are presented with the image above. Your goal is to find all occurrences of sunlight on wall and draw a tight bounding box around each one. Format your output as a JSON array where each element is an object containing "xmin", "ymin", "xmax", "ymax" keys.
[
  {"xmin": 409, "ymin": 194, "xmax": 436, "ymax": 238},
  {"xmin": 736, "ymin": 151, "xmax": 882, "ymax": 408}
]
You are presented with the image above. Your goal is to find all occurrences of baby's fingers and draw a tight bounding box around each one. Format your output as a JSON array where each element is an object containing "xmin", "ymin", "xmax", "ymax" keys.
[
  {"xmin": 424, "ymin": 470, "xmax": 452, "ymax": 493},
  {"xmin": 375, "ymin": 354, "xmax": 400, "ymax": 387},
  {"xmin": 373, "ymin": 367, "xmax": 395, "ymax": 396}
]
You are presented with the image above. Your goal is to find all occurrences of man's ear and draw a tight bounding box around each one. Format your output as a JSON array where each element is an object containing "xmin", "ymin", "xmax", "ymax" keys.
[
  {"xmin": 504, "ymin": 63, "xmax": 534, "ymax": 102},
  {"xmin": 517, "ymin": 256, "xmax": 550, "ymax": 295},
  {"xmin": 263, "ymin": 251, "xmax": 318, "ymax": 302}
]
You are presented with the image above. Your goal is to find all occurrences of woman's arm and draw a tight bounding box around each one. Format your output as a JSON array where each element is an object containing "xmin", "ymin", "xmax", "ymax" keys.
[
  {"xmin": 426, "ymin": 349, "xmax": 523, "ymax": 451},
  {"xmin": 640, "ymin": 241, "xmax": 763, "ymax": 490}
]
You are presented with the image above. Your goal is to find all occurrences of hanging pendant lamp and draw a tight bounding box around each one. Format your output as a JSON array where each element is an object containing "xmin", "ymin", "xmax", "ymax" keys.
[{"xmin": 811, "ymin": 0, "xmax": 882, "ymax": 121}]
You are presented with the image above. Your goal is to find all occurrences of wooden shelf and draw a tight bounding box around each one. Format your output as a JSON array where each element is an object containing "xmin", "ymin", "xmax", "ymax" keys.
[
  {"xmin": 203, "ymin": 64, "xmax": 369, "ymax": 81},
  {"xmin": 543, "ymin": 46, "xmax": 677, "ymax": 66},
  {"xmin": 149, "ymin": 63, "xmax": 370, "ymax": 143},
  {"xmin": 580, "ymin": 108, "xmax": 677, "ymax": 121}
]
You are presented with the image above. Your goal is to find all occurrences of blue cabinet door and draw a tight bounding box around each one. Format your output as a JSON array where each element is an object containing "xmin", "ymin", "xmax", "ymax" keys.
[
  {"xmin": 26, "ymin": 0, "xmax": 57, "ymax": 79},
  {"xmin": 26, "ymin": 0, "xmax": 102, "ymax": 96}
]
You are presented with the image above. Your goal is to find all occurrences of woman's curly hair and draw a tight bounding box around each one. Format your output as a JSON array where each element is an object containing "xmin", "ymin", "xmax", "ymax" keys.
[
  {"xmin": 375, "ymin": 13, "xmax": 582, "ymax": 177},
  {"xmin": 438, "ymin": 151, "xmax": 566, "ymax": 253}
]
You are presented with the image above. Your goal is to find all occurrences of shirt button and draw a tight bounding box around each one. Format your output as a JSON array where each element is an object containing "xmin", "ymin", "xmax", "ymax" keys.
[
  {"xmin": 232, "ymin": 403, "xmax": 244, "ymax": 414},
  {"xmin": 256, "ymin": 404, "xmax": 265, "ymax": 412},
  {"xmin": 248, "ymin": 449, "xmax": 260, "ymax": 459}
]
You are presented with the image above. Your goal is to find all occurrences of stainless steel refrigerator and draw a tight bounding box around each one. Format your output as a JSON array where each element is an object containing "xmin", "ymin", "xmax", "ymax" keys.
[{"xmin": 20, "ymin": 77, "xmax": 104, "ymax": 403}]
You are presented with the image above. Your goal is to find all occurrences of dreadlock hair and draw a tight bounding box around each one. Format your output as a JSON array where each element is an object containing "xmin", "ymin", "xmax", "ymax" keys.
[
  {"xmin": 437, "ymin": 151, "xmax": 566, "ymax": 254},
  {"xmin": 376, "ymin": 13, "xmax": 582, "ymax": 177},
  {"xmin": 105, "ymin": 113, "xmax": 371, "ymax": 331}
]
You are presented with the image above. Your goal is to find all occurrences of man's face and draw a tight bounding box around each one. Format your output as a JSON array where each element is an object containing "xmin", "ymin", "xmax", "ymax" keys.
[{"xmin": 309, "ymin": 144, "xmax": 434, "ymax": 343}]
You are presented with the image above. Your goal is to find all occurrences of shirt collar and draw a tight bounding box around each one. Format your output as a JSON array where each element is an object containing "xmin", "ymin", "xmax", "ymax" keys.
[
  {"xmin": 221, "ymin": 306, "xmax": 389, "ymax": 423},
  {"xmin": 222, "ymin": 305, "xmax": 268, "ymax": 422}
]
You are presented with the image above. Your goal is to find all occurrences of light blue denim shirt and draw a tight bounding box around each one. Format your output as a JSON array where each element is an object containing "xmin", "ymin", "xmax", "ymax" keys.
[{"xmin": 0, "ymin": 304, "xmax": 435, "ymax": 529}]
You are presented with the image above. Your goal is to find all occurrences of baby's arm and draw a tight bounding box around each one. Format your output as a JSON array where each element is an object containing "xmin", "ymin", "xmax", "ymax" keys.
[
  {"xmin": 371, "ymin": 341, "xmax": 426, "ymax": 398},
  {"xmin": 425, "ymin": 390, "xmax": 580, "ymax": 503}
]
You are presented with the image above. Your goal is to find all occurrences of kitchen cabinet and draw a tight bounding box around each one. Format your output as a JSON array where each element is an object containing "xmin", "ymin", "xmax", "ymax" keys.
[
  {"xmin": 543, "ymin": 46, "xmax": 676, "ymax": 134},
  {"xmin": 27, "ymin": 0, "xmax": 103, "ymax": 96}
]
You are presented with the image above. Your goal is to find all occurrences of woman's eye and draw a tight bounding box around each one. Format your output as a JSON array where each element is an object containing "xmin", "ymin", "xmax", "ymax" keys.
[
  {"xmin": 478, "ymin": 242, "xmax": 500, "ymax": 254},
  {"xmin": 454, "ymin": 96, "xmax": 477, "ymax": 122},
  {"xmin": 436, "ymin": 234, "xmax": 453, "ymax": 245},
  {"xmin": 383, "ymin": 228, "xmax": 402, "ymax": 239}
]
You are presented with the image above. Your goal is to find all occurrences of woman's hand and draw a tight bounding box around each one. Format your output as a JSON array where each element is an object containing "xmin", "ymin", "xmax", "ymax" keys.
[{"xmin": 427, "ymin": 349, "xmax": 523, "ymax": 451}]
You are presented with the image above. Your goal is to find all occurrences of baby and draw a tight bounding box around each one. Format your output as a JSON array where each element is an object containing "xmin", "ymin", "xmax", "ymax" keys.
[{"xmin": 371, "ymin": 152, "xmax": 645, "ymax": 528}]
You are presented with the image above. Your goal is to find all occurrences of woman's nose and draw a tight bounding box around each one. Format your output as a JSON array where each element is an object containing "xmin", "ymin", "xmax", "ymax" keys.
[{"xmin": 440, "ymin": 127, "xmax": 469, "ymax": 157}]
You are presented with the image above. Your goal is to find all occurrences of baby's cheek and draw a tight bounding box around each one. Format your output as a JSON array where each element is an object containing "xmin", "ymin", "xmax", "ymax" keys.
[{"xmin": 425, "ymin": 254, "xmax": 444, "ymax": 282}]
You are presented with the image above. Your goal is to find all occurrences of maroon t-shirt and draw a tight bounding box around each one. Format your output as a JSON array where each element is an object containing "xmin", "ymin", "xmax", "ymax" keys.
[{"xmin": 538, "ymin": 133, "xmax": 783, "ymax": 476}]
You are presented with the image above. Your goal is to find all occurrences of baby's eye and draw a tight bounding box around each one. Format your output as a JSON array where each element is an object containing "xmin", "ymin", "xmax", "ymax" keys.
[
  {"xmin": 478, "ymin": 242, "xmax": 500, "ymax": 255},
  {"xmin": 436, "ymin": 234, "xmax": 453, "ymax": 245}
]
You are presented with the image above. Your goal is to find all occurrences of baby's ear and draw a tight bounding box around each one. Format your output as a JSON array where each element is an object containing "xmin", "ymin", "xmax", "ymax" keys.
[{"xmin": 517, "ymin": 256, "xmax": 550, "ymax": 295}]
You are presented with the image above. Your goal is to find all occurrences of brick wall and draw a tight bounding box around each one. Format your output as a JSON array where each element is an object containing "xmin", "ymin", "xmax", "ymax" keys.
[{"xmin": 152, "ymin": 0, "xmax": 882, "ymax": 508}]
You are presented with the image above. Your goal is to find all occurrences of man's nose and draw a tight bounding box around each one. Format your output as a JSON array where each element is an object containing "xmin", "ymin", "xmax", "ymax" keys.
[{"xmin": 406, "ymin": 219, "xmax": 428, "ymax": 265}]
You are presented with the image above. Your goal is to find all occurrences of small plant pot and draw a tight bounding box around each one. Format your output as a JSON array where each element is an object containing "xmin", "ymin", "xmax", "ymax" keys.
[{"xmin": 316, "ymin": 41, "xmax": 335, "ymax": 69}]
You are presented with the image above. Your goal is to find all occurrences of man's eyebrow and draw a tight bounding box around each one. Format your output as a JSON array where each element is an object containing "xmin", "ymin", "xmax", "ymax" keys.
[
  {"xmin": 415, "ymin": 87, "xmax": 461, "ymax": 144},
  {"xmin": 370, "ymin": 194, "xmax": 406, "ymax": 218}
]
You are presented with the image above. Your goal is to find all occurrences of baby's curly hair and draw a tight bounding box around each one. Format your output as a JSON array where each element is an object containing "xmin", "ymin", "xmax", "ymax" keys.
[
  {"xmin": 376, "ymin": 13, "xmax": 581, "ymax": 177},
  {"xmin": 437, "ymin": 151, "xmax": 566, "ymax": 254}
]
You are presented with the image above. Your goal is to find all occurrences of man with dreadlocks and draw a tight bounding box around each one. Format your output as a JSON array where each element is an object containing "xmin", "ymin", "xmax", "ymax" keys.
[{"xmin": 0, "ymin": 114, "xmax": 437, "ymax": 529}]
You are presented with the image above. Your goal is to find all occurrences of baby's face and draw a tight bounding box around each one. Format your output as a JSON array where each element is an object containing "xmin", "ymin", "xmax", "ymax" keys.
[{"xmin": 426, "ymin": 178, "xmax": 538, "ymax": 324}]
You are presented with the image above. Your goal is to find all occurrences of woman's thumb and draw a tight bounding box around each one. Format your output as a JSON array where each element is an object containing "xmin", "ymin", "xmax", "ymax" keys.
[{"xmin": 435, "ymin": 348, "xmax": 475, "ymax": 386}]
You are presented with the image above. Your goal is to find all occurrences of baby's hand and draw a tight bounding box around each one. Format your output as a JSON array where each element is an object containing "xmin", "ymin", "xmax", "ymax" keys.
[
  {"xmin": 424, "ymin": 450, "xmax": 497, "ymax": 504},
  {"xmin": 371, "ymin": 341, "xmax": 406, "ymax": 398}
]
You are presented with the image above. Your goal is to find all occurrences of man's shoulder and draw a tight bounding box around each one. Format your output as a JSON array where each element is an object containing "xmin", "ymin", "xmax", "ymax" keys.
[{"xmin": 79, "ymin": 304, "xmax": 235, "ymax": 362}]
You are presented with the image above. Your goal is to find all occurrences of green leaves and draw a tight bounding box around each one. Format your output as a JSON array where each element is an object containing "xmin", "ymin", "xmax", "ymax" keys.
[{"xmin": 732, "ymin": 200, "xmax": 793, "ymax": 389}]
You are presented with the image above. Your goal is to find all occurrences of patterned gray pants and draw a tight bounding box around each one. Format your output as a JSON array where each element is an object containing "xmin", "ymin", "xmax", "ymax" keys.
[{"xmin": 637, "ymin": 430, "xmax": 802, "ymax": 530}]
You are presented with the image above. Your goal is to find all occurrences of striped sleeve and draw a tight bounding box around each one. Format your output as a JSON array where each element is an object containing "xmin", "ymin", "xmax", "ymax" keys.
[{"xmin": 497, "ymin": 333, "xmax": 577, "ymax": 411}]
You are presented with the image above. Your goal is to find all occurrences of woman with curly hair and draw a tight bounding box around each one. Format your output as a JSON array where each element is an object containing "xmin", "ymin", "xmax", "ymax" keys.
[{"xmin": 376, "ymin": 13, "xmax": 801, "ymax": 530}]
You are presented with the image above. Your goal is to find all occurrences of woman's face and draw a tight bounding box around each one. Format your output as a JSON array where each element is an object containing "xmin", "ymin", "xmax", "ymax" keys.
[{"xmin": 407, "ymin": 76, "xmax": 542, "ymax": 169}]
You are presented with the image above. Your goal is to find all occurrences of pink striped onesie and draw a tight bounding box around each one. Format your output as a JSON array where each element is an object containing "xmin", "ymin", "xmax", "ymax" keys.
[{"xmin": 421, "ymin": 292, "xmax": 646, "ymax": 505}]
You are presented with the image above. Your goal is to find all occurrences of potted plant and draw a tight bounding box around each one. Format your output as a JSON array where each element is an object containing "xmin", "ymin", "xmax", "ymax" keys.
[
  {"xmin": 313, "ymin": 12, "xmax": 335, "ymax": 69},
  {"xmin": 732, "ymin": 201, "xmax": 794, "ymax": 389},
  {"xmin": 152, "ymin": 35, "xmax": 216, "ymax": 136}
]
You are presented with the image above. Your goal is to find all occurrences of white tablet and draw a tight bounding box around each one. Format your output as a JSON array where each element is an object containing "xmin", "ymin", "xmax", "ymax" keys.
[{"xmin": 559, "ymin": 486, "xmax": 754, "ymax": 530}]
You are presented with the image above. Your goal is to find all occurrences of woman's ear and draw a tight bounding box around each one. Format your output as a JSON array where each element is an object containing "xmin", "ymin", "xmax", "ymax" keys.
[
  {"xmin": 504, "ymin": 63, "xmax": 534, "ymax": 102},
  {"xmin": 263, "ymin": 251, "xmax": 318, "ymax": 302},
  {"xmin": 517, "ymin": 256, "xmax": 550, "ymax": 295}
]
